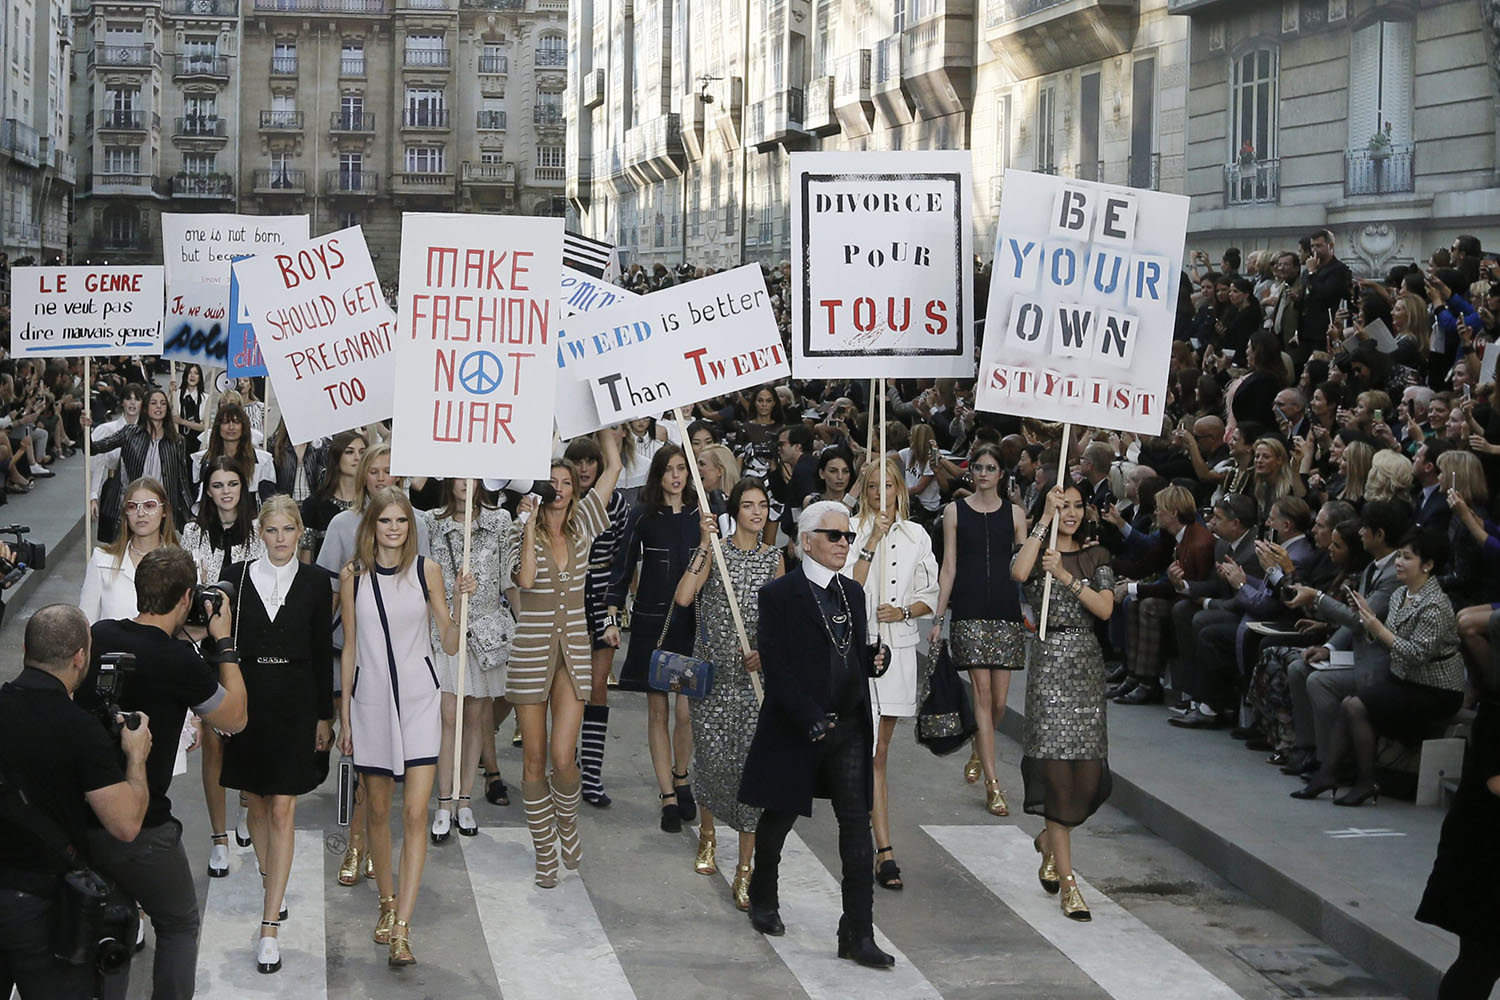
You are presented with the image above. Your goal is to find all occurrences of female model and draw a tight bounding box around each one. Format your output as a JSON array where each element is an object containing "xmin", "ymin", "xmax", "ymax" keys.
[
  {"xmin": 80, "ymin": 476, "xmax": 179, "ymax": 623},
  {"xmin": 87, "ymin": 387, "xmax": 194, "ymax": 528}
]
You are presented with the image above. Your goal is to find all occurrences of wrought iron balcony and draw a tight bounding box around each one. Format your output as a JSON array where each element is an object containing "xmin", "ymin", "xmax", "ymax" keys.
[
  {"xmin": 403, "ymin": 48, "xmax": 451, "ymax": 68},
  {"xmin": 402, "ymin": 108, "xmax": 451, "ymax": 129},
  {"xmin": 253, "ymin": 168, "xmax": 308, "ymax": 192},
  {"xmin": 86, "ymin": 173, "xmax": 165, "ymax": 197},
  {"xmin": 260, "ymin": 110, "xmax": 305, "ymax": 131},
  {"xmin": 1074, "ymin": 159, "xmax": 1104, "ymax": 182},
  {"xmin": 330, "ymin": 111, "xmax": 375, "ymax": 133},
  {"xmin": 165, "ymin": 0, "xmax": 238, "ymax": 14},
  {"xmin": 90, "ymin": 45, "xmax": 162, "ymax": 70},
  {"xmin": 1127, "ymin": 151, "xmax": 1160, "ymax": 190},
  {"xmin": 479, "ymin": 53, "xmax": 508, "ymax": 75},
  {"xmin": 97, "ymin": 110, "xmax": 147, "ymax": 131},
  {"xmin": 171, "ymin": 173, "xmax": 234, "ymax": 198},
  {"xmin": 174, "ymin": 54, "xmax": 229, "ymax": 79},
  {"xmin": 1345, "ymin": 143, "xmax": 1414, "ymax": 197},
  {"xmin": 459, "ymin": 0, "xmax": 525, "ymax": 9},
  {"xmin": 90, "ymin": 215, "xmax": 153, "ymax": 253},
  {"xmin": 536, "ymin": 48, "xmax": 566, "ymax": 68},
  {"xmin": 1223, "ymin": 158, "xmax": 1280, "ymax": 206},
  {"xmin": 0, "ymin": 119, "xmax": 41, "ymax": 165},
  {"xmin": 254, "ymin": 0, "xmax": 386, "ymax": 11},
  {"xmin": 174, "ymin": 116, "xmax": 227, "ymax": 138},
  {"xmin": 533, "ymin": 105, "xmax": 565, "ymax": 127},
  {"xmin": 477, "ymin": 110, "xmax": 507, "ymax": 130},
  {"xmin": 325, "ymin": 170, "xmax": 380, "ymax": 195}
]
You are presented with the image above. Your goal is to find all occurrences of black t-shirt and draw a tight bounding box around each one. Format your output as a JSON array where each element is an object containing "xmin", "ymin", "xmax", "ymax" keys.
[
  {"xmin": 80, "ymin": 620, "xmax": 223, "ymax": 828},
  {"xmin": 0, "ymin": 669, "xmax": 126, "ymax": 882}
]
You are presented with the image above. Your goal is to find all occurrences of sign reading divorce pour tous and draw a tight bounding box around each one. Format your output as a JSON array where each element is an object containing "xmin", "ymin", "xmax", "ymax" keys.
[
  {"xmin": 570, "ymin": 264, "xmax": 789, "ymax": 428},
  {"xmin": 10, "ymin": 266, "xmax": 164, "ymax": 357},
  {"xmin": 233, "ymin": 228, "xmax": 395, "ymax": 444},
  {"xmin": 390, "ymin": 213, "xmax": 564, "ymax": 480},
  {"xmin": 977, "ymin": 170, "xmax": 1190, "ymax": 436},
  {"xmin": 792, "ymin": 150, "xmax": 974, "ymax": 378}
]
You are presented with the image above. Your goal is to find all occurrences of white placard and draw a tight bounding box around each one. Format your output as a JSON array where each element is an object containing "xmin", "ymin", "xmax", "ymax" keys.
[
  {"xmin": 389, "ymin": 213, "xmax": 565, "ymax": 479},
  {"xmin": 233, "ymin": 228, "xmax": 396, "ymax": 444},
  {"xmin": 161, "ymin": 214, "xmax": 309, "ymax": 368},
  {"xmin": 977, "ymin": 170, "xmax": 1189, "ymax": 435},
  {"xmin": 559, "ymin": 266, "xmax": 639, "ymax": 317},
  {"xmin": 10, "ymin": 266, "xmax": 164, "ymax": 356},
  {"xmin": 792, "ymin": 150, "xmax": 975, "ymax": 378},
  {"xmin": 569, "ymin": 265, "xmax": 788, "ymax": 428}
]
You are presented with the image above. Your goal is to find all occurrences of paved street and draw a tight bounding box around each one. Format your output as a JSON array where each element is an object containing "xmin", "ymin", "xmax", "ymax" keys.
[{"xmin": 0, "ymin": 482, "xmax": 1411, "ymax": 1000}]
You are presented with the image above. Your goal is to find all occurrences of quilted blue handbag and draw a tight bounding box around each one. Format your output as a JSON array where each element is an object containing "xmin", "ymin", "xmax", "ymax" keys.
[{"xmin": 647, "ymin": 600, "xmax": 716, "ymax": 698}]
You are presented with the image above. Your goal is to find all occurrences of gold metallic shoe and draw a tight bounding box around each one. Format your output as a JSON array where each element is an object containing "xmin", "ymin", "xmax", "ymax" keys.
[
  {"xmin": 964, "ymin": 748, "xmax": 982, "ymax": 784},
  {"xmin": 694, "ymin": 830, "xmax": 718, "ymax": 876},
  {"xmin": 985, "ymin": 779, "xmax": 1009, "ymax": 817},
  {"xmin": 364, "ymin": 852, "xmax": 375, "ymax": 880},
  {"xmin": 373, "ymin": 895, "xmax": 397, "ymax": 944},
  {"xmin": 732, "ymin": 864, "xmax": 752, "ymax": 912},
  {"xmin": 337, "ymin": 840, "xmax": 364, "ymax": 887},
  {"xmin": 388, "ymin": 919, "xmax": 415, "ymax": 966},
  {"xmin": 1059, "ymin": 874, "xmax": 1091, "ymax": 922},
  {"xmin": 1034, "ymin": 833, "xmax": 1060, "ymax": 895}
]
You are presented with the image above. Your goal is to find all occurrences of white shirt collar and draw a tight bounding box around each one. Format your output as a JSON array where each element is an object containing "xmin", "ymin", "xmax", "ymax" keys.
[
  {"xmin": 803, "ymin": 558, "xmax": 840, "ymax": 590},
  {"xmin": 1422, "ymin": 482, "xmax": 1441, "ymax": 501},
  {"xmin": 1280, "ymin": 533, "xmax": 1306, "ymax": 550},
  {"xmin": 249, "ymin": 556, "xmax": 299, "ymax": 618},
  {"xmin": 1370, "ymin": 549, "xmax": 1397, "ymax": 573},
  {"xmin": 1174, "ymin": 524, "xmax": 1188, "ymax": 543}
]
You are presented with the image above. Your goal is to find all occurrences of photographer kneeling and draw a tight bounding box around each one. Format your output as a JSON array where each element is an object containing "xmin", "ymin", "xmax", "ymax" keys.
[
  {"xmin": 78, "ymin": 546, "xmax": 246, "ymax": 1000},
  {"xmin": 0, "ymin": 604, "xmax": 151, "ymax": 998}
]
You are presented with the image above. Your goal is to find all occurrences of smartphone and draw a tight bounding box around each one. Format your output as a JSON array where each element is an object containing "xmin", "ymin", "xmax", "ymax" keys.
[{"xmin": 1373, "ymin": 409, "xmax": 1384, "ymax": 424}]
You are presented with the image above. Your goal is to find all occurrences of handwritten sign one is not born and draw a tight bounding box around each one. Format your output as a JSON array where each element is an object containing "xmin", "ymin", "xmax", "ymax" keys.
[
  {"xmin": 234, "ymin": 227, "xmax": 395, "ymax": 444},
  {"xmin": 390, "ymin": 212, "xmax": 564, "ymax": 480},
  {"xmin": 792, "ymin": 150, "xmax": 975, "ymax": 378},
  {"xmin": 161, "ymin": 213, "xmax": 309, "ymax": 368},
  {"xmin": 11, "ymin": 266, "xmax": 164, "ymax": 357},
  {"xmin": 977, "ymin": 169, "xmax": 1189, "ymax": 436},
  {"xmin": 572, "ymin": 264, "xmax": 789, "ymax": 427}
]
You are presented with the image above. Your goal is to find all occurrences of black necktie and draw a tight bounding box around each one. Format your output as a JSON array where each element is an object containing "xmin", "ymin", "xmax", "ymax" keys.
[{"xmin": 1362, "ymin": 562, "xmax": 1377, "ymax": 594}]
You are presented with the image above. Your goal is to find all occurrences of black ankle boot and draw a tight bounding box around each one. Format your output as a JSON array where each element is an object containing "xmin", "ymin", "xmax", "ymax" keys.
[{"xmin": 837, "ymin": 928, "xmax": 894, "ymax": 968}]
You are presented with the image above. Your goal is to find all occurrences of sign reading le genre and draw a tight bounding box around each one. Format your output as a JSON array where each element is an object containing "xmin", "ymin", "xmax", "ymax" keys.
[
  {"xmin": 11, "ymin": 266, "xmax": 165, "ymax": 356},
  {"xmin": 389, "ymin": 213, "xmax": 564, "ymax": 480},
  {"xmin": 977, "ymin": 170, "xmax": 1189, "ymax": 436},
  {"xmin": 568, "ymin": 264, "xmax": 789, "ymax": 429},
  {"xmin": 792, "ymin": 150, "xmax": 975, "ymax": 378}
]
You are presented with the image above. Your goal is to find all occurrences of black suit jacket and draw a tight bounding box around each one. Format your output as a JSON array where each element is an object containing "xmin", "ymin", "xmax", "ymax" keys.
[
  {"xmin": 739, "ymin": 567, "xmax": 879, "ymax": 817},
  {"xmin": 1412, "ymin": 485, "xmax": 1452, "ymax": 532}
]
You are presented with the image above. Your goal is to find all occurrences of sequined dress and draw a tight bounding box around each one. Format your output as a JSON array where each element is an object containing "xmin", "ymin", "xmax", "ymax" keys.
[
  {"xmin": 1020, "ymin": 548, "xmax": 1114, "ymax": 828},
  {"xmin": 688, "ymin": 540, "xmax": 780, "ymax": 833}
]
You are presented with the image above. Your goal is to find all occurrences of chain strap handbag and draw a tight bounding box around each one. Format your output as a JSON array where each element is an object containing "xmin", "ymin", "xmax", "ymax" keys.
[{"xmin": 647, "ymin": 596, "xmax": 716, "ymax": 699}]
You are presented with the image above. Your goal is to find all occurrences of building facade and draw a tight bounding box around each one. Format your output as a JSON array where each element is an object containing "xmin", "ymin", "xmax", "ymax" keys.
[
  {"xmin": 1172, "ymin": 0, "xmax": 1500, "ymax": 273},
  {"xmin": 67, "ymin": 0, "xmax": 570, "ymax": 280},
  {"xmin": 2, "ymin": 0, "xmax": 75, "ymax": 266},
  {"xmin": 565, "ymin": 0, "xmax": 1187, "ymax": 270}
]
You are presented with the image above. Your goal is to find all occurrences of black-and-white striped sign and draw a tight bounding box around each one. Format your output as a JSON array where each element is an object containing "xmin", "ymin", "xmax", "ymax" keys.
[{"xmin": 564, "ymin": 231, "xmax": 614, "ymax": 279}]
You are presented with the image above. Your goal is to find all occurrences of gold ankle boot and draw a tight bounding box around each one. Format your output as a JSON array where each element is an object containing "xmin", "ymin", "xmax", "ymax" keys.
[
  {"xmin": 732, "ymin": 864, "xmax": 752, "ymax": 912},
  {"xmin": 694, "ymin": 830, "xmax": 718, "ymax": 876},
  {"xmin": 985, "ymin": 779, "xmax": 1009, "ymax": 817},
  {"xmin": 337, "ymin": 841, "xmax": 364, "ymax": 887},
  {"xmin": 373, "ymin": 895, "xmax": 397, "ymax": 944},
  {"xmin": 388, "ymin": 919, "xmax": 414, "ymax": 966},
  {"xmin": 964, "ymin": 749, "xmax": 982, "ymax": 784},
  {"xmin": 1060, "ymin": 875, "xmax": 1091, "ymax": 922},
  {"xmin": 364, "ymin": 852, "xmax": 375, "ymax": 880},
  {"xmin": 1033, "ymin": 833, "xmax": 1060, "ymax": 895}
]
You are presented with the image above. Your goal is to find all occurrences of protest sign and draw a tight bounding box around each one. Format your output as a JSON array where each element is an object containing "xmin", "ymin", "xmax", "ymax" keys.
[
  {"xmin": 976, "ymin": 169, "xmax": 1189, "ymax": 436},
  {"xmin": 161, "ymin": 213, "xmax": 308, "ymax": 368},
  {"xmin": 791, "ymin": 150, "xmax": 974, "ymax": 378},
  {"xmin": 552, "ymin": 269, "xmax": 642, "ymax": 438},
  {"xmin": 571, "ymin": 264, "xmax": 788, "ymax": 427},
  {"xmin": 389, "ymin": 213, "xmax": 564, "ymax": 479},
  {"xmin": 560, "ymin": 266, "xmax": 638, "ymax": 317},
  {"xmin": 10, "ymin": 266, "xmax": 164, "ymax": 356},
  {"xmin": 226, "ymin": 256, "xmax": 266, "ymax": 378},
  {"xmin": 232, "ymin": 227, "xmax": 395, "ymax": 445}
]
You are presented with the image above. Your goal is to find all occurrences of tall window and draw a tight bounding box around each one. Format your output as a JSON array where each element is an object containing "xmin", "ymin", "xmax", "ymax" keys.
[
  {"xmin": 537, "ymin": 34, "xmax": 565, "ymax": 66},
  {"xmin": 339, "ymin": 152, "xmax": 364, "ymax": 182},
  {"xmin": 405, "ymin": 88, "xmax": 446, "ymax": 126},
  {"xmin": 1036, "ymin": 85, "xmax": 1055, "ymax": 172},
  {"xmin": 480, "ymin": 42, "xmax": 506, "ymax": 74},
  {"xmin": 182, "ymin": 153, "xmax": 216, "ymax": 175},
  {"xmin": 340, "ymin": 211, "xmax": 361, "ymax": 230},
  {"xmin": 479, "ymin": 97, "xmax": 505, "ymax": 130},
  {"xmin": 269, "ymin": 152, "xmax": 295, "ymax": 188},
  {"xmin": 812, "ymin": 0, "xmax": 835, "ymax": 78},
  {"xmin": 404, "ymin": 146, "xmax": 446, "ymax": 173},
  {"xmin": 1348, "ymin": 20, "xmax": 1412, "ymax": 146},
  {"xmin": 184, "ymin": 94, "xmax": 216, "ymax": 123},
  {"xmin": 341, "ymin": 41, "xmax": 364, "ymax": 76},
  {"xmin": 1230, "ymin": 48, "xmax": 1278, "ymax": 164},
  {"xmin": 405, "ymin": 34, "xmax": 445, "ymax": 66},
  {"xmin": 339, "ymin": 93, "xmax": 363, "ymax": 129},
  {"xmin": 538, "ymin": 145, "xmax": 563, "ymax": 168},
  {"xmin": 183, "ymin": 36, "xmax": 217, "ymax": 72},
  {"xmin": 272, "ymin": 41, "xmax": 296, "ymax": 74},
  {"xmin": 103, "ymin": 147, "xmax": 140, "ymax": 174}
]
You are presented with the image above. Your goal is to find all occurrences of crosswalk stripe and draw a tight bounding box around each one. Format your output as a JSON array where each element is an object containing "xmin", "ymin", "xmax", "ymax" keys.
[
  {"xmin": 720, "ymin": 832, "xmax": 942, "ymax": 999},
  {"xmin": 195, "ymin": 829, "xmax": 328, "ymax": 998},
  {"xmin": 460, "ymin": 828, "xmax": 636, "ymax": 1000},
  {"xmin": 924, "ymin": 825, "xmax": 1244, "ymax": 1000}
]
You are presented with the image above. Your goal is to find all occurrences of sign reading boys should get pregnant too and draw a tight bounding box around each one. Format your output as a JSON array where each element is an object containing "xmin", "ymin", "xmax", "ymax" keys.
[{"xmin": 977, "ymin": 170, "xmax": 1189, "ymax": 435}]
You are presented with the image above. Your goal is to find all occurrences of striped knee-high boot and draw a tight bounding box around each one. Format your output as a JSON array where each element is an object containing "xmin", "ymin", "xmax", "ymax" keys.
[
  {"xmin": 579, "ymin": 704, "xmax": 611, "ymax": 807},
  {"xmin": 551, "ymin": 769, "xmax": 583, "ymax": 870},
  {"xmin": 522, "ymin": 779, "xmax": 559, "ymax": 888}
]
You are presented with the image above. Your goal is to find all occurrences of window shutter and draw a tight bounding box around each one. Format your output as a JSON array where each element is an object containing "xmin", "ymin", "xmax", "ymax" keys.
[
  {"xmin": 1381, "ymin": 20, "xmax": 1414, "ymax": 143},
  {"xmin": 1348, "ymin": 23, "xmax": 1378, "ymax": 147}
]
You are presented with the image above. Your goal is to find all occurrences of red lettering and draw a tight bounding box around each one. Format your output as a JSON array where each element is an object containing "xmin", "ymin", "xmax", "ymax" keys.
[
  {"xmin": 924, "ymin": 300, "xmax": 949, "ymax": 336},
  {"xmin": 853, "ymin": 297, "xmax": 876, "ymax": 333},
  {"xmin": 819, "ymin": 299, "xmax": 842, "ymax": 334}
]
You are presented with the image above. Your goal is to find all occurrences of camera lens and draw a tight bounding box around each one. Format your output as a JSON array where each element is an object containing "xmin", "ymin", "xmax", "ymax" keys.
[{"xmin": 96, "ymin": 938, "xmax": 132, "ymax": 974}]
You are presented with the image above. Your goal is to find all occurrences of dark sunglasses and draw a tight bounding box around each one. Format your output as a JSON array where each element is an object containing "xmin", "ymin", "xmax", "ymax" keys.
[{"xmin": 810, "ymin": 529, "xmax": 857, "ymax": 544}]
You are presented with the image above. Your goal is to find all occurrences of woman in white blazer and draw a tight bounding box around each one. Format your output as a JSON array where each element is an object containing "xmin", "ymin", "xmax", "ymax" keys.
[
  {"xmin": 80, "ymin": 476, "xmax": 180, "ymax": 623},
  {"xmin": 843, "ymin": 457, "xmax": 939, "ymax": 891}
]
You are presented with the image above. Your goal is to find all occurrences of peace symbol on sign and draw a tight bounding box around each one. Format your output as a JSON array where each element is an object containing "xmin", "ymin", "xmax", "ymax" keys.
[{"xmin": 459, "ymin": 350, "xmax": 505, "ymax": 396}]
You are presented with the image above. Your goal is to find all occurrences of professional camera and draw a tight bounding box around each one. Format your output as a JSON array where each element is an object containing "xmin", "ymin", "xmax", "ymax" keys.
[
  {"xmin": 91, "ymin": 653, "xmax": 142, "ymax": 747},
  {"xmin": 0, "ymin": 525, "xmax": 46, "ymax": 591},
  {"xmin": 184, "ymin": 580, "xmax": 235, "ymax": 629},
  {"xmin": 51, "ymin": 868, "xmax": 137, "ymax": 974}
]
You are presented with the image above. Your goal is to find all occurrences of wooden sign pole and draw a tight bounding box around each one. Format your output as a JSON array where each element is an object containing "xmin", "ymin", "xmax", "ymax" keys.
[
  {"xmin": 450, "ymin": 482, "xmax": 473, "ymax": 800},
  {"xmin": 1037, "ymin": 422, "xmax": 1071, "ymax": 641}
]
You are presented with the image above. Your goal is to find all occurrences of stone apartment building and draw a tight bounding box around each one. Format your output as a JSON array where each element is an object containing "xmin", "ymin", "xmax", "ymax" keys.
[
  {"xmin": 1, "ymin": 0, "xmax": 75, "ymax": 271},
  {"xmin": 68, "ymin": 0, "xmax": 571, "ymax": 280},
  {"xmin": 565, "ymin": 0, "xmax": 1188, "ymax": 270}
]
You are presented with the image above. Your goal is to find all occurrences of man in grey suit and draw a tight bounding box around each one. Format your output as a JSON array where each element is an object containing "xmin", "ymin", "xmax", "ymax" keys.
[
  {"xmin": 1167, "ymin": 494, "xmax": 1260, "ymax": 710},
  {"xmin": 1280, "ymin": 500, "xmax": 1410, "ymax": 776}
]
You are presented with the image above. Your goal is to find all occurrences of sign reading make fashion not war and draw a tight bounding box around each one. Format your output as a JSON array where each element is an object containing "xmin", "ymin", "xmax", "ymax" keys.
[
  {"xmin": 568, "ymin": 264, "xmax": 788, "ymax": 429},
  {"xmin": 161, "ymin": 213, "xmax": 309, "ymax": 368},
  {"xmin": 976, "ymin": 169, "xmax": 1189, "ymax": 436},
  {"xmin": 390, "ymin": 213, "xmax": 564, "ymax": 479},
  {"xmin": 10, "ymin": 266, "xmax": 164, "ymax": 357},
  {"xmin": 792, "ymin": 150, "xmax": 975, "ymax": 378},
  {"xmin": 233, "ymin": 227, "xmax": 395, "ymax": 444}
]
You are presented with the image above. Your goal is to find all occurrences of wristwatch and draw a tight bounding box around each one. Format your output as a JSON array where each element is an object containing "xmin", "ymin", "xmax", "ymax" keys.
[{"xmin": 857, "ymin": 548, "xmax": 875, "ymax": 563}]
